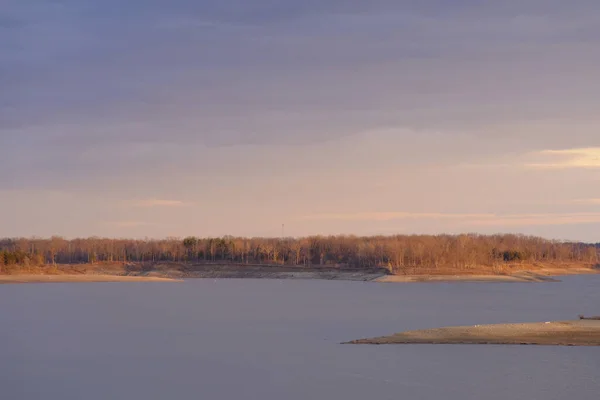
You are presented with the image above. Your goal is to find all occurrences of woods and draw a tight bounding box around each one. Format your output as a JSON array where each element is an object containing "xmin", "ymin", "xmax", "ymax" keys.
[{"xmin": 1, "ymin": 234, "xmax": 598, "ymax": 274}]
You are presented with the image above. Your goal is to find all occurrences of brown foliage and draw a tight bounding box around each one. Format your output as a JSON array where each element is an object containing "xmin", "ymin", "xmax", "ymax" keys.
[{"xmin": 0, "ymin": 234, "xmax": 598, "ymax": 274}]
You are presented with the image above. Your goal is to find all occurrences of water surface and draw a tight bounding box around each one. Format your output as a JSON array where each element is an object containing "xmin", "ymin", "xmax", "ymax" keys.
[{"xmin": 1, "ymin": 276, "xmax": 599, "ymax": 399}]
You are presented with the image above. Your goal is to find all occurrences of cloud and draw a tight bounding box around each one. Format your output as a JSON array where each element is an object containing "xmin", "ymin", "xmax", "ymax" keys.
[
  {"xmin": 572, "ymin": 198, "xmax": 600, "ymax": 205},
  {"xmin": 103, "ymin": 221, "xmax": 156, "ymax": 228},
  {"xmin": 299, "ymin": 212, "xmax": 497, "ymax": 221},
  {"xmin": 129, "ymin": 199, "xmax": 188, "ymax": 207},
  {"xmin": 467, "ymin": 213, "xmax": 600, "ymax": 226},
  {"xmin": 300, "ymin": 211, "xmax": 600, "ymax": 226},
  {"xmin": 4, "ymin": 0, "xmax": 600, "ymax": 141},
  {"xmin": 526, "ymin": 148, "xmax": 600, "ymax": 169}
]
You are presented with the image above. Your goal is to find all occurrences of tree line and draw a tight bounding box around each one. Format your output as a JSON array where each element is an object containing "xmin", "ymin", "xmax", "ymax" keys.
[{"xmin": 1, "ymin": 234, "xmax": 598, "ymax": 273}]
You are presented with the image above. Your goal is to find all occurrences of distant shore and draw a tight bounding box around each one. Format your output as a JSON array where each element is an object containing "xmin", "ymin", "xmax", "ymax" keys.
[
  {"xmin": 0, "ymin": 274, "xmax": 181, "ymax": 284},
  {"xmin": 345, "ymin": 320, "xmax": 600, "ymax": 346},
  {"xmin": 0, "ymin": 262, "xmax": 597, "ymax": 284}
]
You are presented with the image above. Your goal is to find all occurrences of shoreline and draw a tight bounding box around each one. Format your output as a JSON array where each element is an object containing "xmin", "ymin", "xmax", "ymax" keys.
[
  {"xmin": 376, "ymin": 268, "xmax": 598, "ymax": 283},
  {"xmin": 375, "ymin": 274, "xmax": 559, "ymax": 283},
  {"xmin": 0, "ymin": 263, "xmax": 597, "ymax": 284},
  {"xmin": 345, "ymin": 320, "xmax": 600, "ymax": 346},
  {"xmin": 0, "ymin": 274, "xmax": 181, "ymax": 284}
]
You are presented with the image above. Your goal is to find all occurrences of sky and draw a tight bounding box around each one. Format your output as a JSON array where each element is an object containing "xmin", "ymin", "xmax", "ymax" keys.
[{"xmin": 1, "ymin": 0, "xmax": 600, "ymax": 241}]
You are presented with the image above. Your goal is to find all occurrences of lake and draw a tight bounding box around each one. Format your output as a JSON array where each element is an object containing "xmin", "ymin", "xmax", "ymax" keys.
[{"xmin": 1, "ymin": 276, "xmax": 599, "ymax": 399}]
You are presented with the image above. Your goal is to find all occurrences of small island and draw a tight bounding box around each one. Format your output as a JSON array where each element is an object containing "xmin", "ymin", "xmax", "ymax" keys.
[{"xmin": 345, "ymin": 319, "xmax": 600, "ymax": 346}]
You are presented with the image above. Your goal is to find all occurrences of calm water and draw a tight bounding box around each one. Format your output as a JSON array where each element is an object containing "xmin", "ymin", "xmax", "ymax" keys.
[{"xmin": 1, "ymin": 276, "xmax": 599, "ymax": 399}]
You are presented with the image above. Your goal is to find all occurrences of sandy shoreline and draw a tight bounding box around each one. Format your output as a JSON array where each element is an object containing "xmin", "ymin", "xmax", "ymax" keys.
[
  {"xmin": 0, "ymin": 272, "xmax": 566, "ymax": 284},
  {"xmin": 0, "ymin": 274, "xmax": 181, "ymax": 284},
  {"xmin": 376, "ymin": 268, "xmax": 598, "ymax": 283},
  {"xmin": 375, "ymin": 274, "xmax": 558, "ymax": 283},
  {"xmin": 346, "ymin": 320, "xmax": 600, "ymax": 346}
]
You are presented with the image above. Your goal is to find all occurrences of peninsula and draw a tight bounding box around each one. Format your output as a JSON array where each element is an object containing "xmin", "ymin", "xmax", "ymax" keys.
[{"xmin": 345, "ymin": 320, "xmax": 600, "ymax": 346}]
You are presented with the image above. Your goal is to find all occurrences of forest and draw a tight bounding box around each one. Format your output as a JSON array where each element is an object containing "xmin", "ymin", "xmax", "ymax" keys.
[{"xmin": 0, "ymin": 234, "xmax": 598, "ymax": 274}]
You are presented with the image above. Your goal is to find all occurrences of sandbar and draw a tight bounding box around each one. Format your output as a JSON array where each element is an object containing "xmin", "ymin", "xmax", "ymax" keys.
[{"xmin": 346, "ymin": 320, "xmax": 600, "ymax": 346}]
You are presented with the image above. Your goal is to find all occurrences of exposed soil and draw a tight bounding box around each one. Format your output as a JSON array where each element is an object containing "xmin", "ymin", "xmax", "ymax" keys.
[
  {"xmin": 1, "ymin": 261, "xmax": 597, "ymax": 284},
  {"xmin": 0, "ymin": 263, "xmax": 389, "ymax": 284},
  {"xmin": 0, "ymin": 274, "xmax": 180, "ymax": 284},
  {"xmin": 377, "ymin": 265, "xmax": 598, "ymax": 283},
  {"xmin": 375, "ymin": 274, "xmax": 558, "ymax": 283}
]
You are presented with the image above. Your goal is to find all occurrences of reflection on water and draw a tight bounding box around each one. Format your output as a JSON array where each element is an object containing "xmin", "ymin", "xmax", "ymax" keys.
[{"xmin": 1, "ymin": 276, "xmax": 599, "ymax": 400}]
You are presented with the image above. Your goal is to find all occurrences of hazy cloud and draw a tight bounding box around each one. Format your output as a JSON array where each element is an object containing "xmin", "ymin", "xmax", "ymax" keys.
[
  {"xmin": 129, "ymin": 199, "xmax": 189, "ymax": 208},
  {"xmin": 102, "ymin": 221, "xmax": 157, "ymax": 228},
  {"xmin": 301, "ymin": 211, "xmax": 600, "ymax": 227},
  {"xmin": 572, "ymin": 198, "xmax": 600, "ymax": 205},
  {"xmin": 526, "ymin": 148, "xmax": 600, "ymax": 169},
  {"xmin": 468, "ymin": 213, "xmax": 600, "ymax": 227},
  {"xmin": 299, "ymin": 212, "xmax": 496, "ymax": 221}
]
